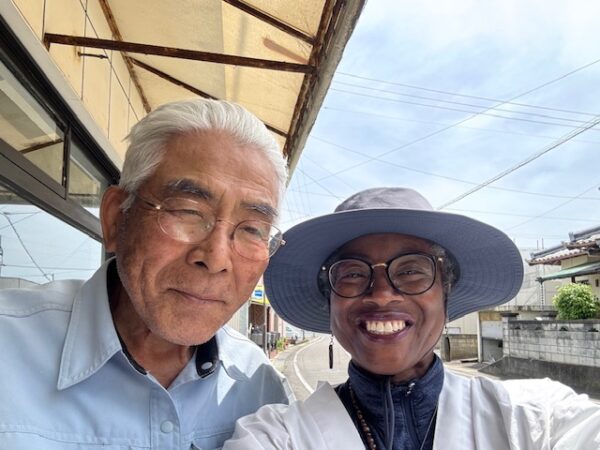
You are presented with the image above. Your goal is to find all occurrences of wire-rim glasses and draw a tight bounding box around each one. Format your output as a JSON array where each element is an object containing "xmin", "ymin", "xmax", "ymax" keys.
[
  {"xmin": 325, "ymin": 252, "xmax": 441, "ymax": 298},
  {"xmin": 133, "ymin": 194, "xmax": 285, "ymax": 261}
]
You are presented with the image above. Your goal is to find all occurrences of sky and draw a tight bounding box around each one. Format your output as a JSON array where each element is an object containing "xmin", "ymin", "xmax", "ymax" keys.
[{"xmin": 280, "ymin": 0, "xmax": 600, "ymax": 252}]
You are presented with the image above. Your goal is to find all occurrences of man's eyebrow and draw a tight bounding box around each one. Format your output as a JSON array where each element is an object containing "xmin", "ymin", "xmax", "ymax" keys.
[
  {"xmin": 243, "ymin": 202, "xmax": 278, "ymax": 220},
  {"xmin": 164, "ymin": 179, "xmax": 213, "ymax": 200},
  {"xmin": 164, "ymin": 179, "xmax": 277, "ymax": 219}
]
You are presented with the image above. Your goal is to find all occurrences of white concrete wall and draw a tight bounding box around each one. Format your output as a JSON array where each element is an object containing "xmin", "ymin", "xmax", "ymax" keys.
[{"xmin": 503, "ymin": 319, "xmax": 600, "ymax": 368}]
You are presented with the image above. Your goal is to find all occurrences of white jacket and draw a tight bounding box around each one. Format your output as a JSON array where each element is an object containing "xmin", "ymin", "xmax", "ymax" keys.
[{"xmin": 223, "ymin": 370, "xmax": 600, "ymax": 450}]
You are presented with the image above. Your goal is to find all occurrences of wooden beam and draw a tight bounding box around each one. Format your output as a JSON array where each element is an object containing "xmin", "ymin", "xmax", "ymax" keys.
[
  {"xmin": 98, "ymin": 0, "xmax": 151, "ymax": 113},
  {"xmin": 129, "ymin": 58, "xmax": 288, "ymax": 138},
  {"xmin": 222, "ymin": 0, "xmax": 315, "ymax": 45},
  {"xmin": 44, "ymin": 34, "xmax": 314, "ymax": 74},
  {"xmin": 283, "ymin": 0, "xmax": 338, "ymax": 159}
]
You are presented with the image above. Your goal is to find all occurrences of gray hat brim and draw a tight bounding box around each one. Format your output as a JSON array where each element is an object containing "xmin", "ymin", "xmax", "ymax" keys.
[{"xmin": 265, "ymin": 208, "xmax": 523, "ymax": 333}]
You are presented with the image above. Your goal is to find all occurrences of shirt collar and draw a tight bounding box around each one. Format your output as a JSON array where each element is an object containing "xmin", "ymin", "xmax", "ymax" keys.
[
  {"xmin": 57, "ymin": 259, "xmax": 250, "ymax": 389},
  {"xmin": 57, "ymin": 258, "xmax": 122, "ymax": 390},
  {"xmin": 214, "ymin": 326, "xmax": 261, "ymax": 381}
]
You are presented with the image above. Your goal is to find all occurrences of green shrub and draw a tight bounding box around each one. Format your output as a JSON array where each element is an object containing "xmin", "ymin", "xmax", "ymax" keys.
[
  {"xmin": 276, "ymin": 338, "xmax": 286, "ymax": 351},
  {"xmin": 552, "ymin": 283, "xmax": 600, "ymax": 320}
]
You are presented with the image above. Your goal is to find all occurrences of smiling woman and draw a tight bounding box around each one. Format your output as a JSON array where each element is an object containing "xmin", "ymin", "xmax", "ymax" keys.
[{"xmin": 222, "ymin": 187, "xmax": 600, "ymax": 450}]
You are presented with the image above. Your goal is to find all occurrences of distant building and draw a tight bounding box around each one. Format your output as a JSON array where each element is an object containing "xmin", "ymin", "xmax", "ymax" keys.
[
  {"xmin": 528, "ymin": 225, "xmax": 600, "ymax": 298},
  {"xmin": 0, "ymin": 277, "xmax": 37, "ymax": 289},
  {"xmin": 444, "ymin": 247, "xmax": 560, "ymax": 362}
]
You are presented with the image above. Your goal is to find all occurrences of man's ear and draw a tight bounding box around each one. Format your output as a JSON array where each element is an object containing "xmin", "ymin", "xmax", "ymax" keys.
[{"xmin": 100, "ymin": 186, "xmax": 129, "ymax": 253}]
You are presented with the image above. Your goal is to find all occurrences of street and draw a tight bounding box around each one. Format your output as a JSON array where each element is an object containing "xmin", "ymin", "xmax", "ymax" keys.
[
  {"xmin": 273, "ymin": 336, "xmax": 599, "ymax": 404},
  {"xmin": 273, "ymin": 335, "xmax": 496, "ymax": 401},
  {"xmin": 273, "ymin": 335, "xmax": 347, "ymax": 401}
]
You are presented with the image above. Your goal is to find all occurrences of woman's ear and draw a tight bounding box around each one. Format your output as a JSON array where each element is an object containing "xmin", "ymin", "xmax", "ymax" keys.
[
  {"xmin": 443, "ymin": 288, "xmax": 450, "ymax": 321},
  {"xmin": 100, "ymin": 186, "xmax": 129, "ymax": 253}
]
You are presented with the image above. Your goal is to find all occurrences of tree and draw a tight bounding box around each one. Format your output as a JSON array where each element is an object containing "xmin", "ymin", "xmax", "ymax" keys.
[{"xmin": 552, "ymin": 283, "xmax": 600, "ymax": 320}]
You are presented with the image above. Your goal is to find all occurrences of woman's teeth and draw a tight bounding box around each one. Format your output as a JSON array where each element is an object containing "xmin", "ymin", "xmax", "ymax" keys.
[{"xmin": 365, "ymin": 320, "xmax": 406, "ymax": 335}]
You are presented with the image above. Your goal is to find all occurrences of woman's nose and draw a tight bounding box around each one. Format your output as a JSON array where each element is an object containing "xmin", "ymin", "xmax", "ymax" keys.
[{"xmin": 365, "ymin": 266, "xmax": 405, "ymax": 302}]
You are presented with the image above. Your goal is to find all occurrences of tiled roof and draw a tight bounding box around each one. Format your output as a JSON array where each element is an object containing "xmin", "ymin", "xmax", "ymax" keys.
[
  {"xmin": 528, "ymin": 225, "xmax": 600, "ymax": 265},
  {"xmin": 529, "ymin": 247, "xmax": 588, "ymax": 265}
]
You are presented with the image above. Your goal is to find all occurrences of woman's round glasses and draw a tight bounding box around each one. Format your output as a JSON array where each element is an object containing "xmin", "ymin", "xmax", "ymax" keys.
[
  {"xmin": 133, "ymin": 194, "xmax": 285, "ymax": 261},
  {"xmin": 326, "ymin": 253, "xmax": 440, "ymax": 298}
]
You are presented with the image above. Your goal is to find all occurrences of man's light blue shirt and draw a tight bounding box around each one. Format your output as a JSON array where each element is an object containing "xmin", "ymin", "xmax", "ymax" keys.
[{"xmin": 0, "ymin": 260, "xmax": 293, "ymax": 449}]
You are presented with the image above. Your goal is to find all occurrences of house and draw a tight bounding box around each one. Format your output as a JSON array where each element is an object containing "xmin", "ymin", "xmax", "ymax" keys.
[
  {"xmin": 529, "ymin": 225, "xmax": 600, "ymax": 298},
  {"xmin": 478, "ymin": 225, "xmax": 600, "ymax": 395}
]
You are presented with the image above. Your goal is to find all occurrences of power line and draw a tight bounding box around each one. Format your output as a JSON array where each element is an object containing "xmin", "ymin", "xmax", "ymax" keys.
[
  {"xmin": 302, "ymin": 153, "xmax": 360, "ymax": 192},
  {"xmin": 0, "ymin": 210, "xmax": 41, "ymax": 232},
  {"xmin": 309, "ymin": 135, "xmax": 600, "ymax": 202},
  {"xmin": 506, "ymin": 181, "xmax": 600, "ymax": 231},
  {"xmin": 306, "ymin": 55, "xmax": 600, "ymax": 186},
  {"xmin": 3, "ymin": 214, "xmax": 51, "ymax": 282},
  {"xmin": 0, "ymin": 263, "xmax": 96, "ymax": 271},
  {"xmin": 330, "ymin": 87, "xmax": 600, "ymax": 131},
  {"xmin": 507, "ymin": 232, "xmax": 565, "ymax": 239},
  {"xmin": 297, "ymin": 161, "xmax": 313, "ymax": 216},
  {"xmin": 445, "ymin": 207, "xmax": 600, "ymax": 222},
  {"xmin": 287, "ymin": 189, "xmax": 339, "ymax": 198},
  {"xmin": 322, "ymin": 105, "xmax": 600, "ymax": 145},
  {"xmin": 437, "ymin": 114, "xmax": 600, "ymax": 209},
  {"xmin": 294, "ymin": 169, "xmax": 343, "ymax": 200},
  {"xmin": 332, "ymin": 80, "xmax": 595, "ymax": 124},
  {"xmin": 336, "ymin": 71, "xmax": 600, "ymax": 117}
]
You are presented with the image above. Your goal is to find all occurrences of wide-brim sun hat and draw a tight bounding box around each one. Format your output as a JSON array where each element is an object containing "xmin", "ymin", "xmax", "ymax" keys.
[{"xmin": 265, "ymin": 187, "xmax": 524, "ymax": 333}]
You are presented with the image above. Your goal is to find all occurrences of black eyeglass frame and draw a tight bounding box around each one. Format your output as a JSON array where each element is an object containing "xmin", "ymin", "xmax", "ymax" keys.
[
  {"xmin": 131, "ymin": 193, "xmax": 285, "ymax": 260},
  {"xmin": 323, "ymin": 252, "xmax": 443, "ymax": 299}
]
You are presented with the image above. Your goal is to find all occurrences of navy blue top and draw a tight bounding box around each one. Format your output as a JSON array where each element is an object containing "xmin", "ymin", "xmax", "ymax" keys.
[{"xmin": 336, "ymin": 355, "xmax": 444, "ymax": 450}]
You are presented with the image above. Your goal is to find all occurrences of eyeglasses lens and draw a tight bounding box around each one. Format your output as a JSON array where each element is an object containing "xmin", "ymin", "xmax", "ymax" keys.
[
  {"xmin": 155, "ymin": 197, "xmax": 282, "ymax": 261},
  {"xmin": 329, "ymin": 254, "xmax": 436, "ymax": 298}
]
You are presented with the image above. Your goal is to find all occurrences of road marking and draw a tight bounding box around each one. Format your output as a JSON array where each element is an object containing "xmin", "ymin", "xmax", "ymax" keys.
[{"xmin": 293, "ymin": 336, "xmax": 324, "ymax": 394}]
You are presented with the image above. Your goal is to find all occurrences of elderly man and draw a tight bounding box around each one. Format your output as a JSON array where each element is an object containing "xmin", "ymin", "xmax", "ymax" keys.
[{"xmin": 0, "ymin": 99, "xmax": 293, "ymax": 449}]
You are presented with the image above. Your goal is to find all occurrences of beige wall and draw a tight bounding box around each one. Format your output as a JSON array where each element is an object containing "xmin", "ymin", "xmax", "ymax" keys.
[
  {"xmin": 11, "ymin": 0, "xmax": 147, "ymax": 160},
  {"xmin": 447, "ymin": 311, "xmax": 478, "ymax": 335},
  {"xmin": 562, "ymin": 255, "xmax": 590, "ymax": 269},
  {"xmin": 560, "ymin": 256, "xmax": 600, "ymax": 298}
]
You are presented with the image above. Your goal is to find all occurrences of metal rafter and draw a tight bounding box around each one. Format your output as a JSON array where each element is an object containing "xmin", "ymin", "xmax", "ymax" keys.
[
  {"xmin": 43, "ymin": 34, "xmax": 314, "ymax": 74},
  {"xmin": 129, "ymin": 58, "xmax": 288, "ymax": 138},
  {"xmin": 222, "ymin": 0, "xmax": 315, "ymax": 45},
  {"xmin": 97, "ymin": 0, "xmax": 151, "ymax": 113},
  {"xmin": 283, "ymin": 0, "xmax": 337, "ymax": 158}
]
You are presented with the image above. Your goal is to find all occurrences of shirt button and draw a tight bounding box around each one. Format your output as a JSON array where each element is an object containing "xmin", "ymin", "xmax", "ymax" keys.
[
  {"xmin": 160, "ymin": 420, "xmax": 174, "ymax": 433},
  {"xmin": 200, "ymin": 361, "xmax": 214, "ymax": 371}
]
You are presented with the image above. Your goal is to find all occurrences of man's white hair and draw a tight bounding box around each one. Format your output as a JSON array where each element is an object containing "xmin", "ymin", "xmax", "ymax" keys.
[{"xmin": 119, "ymin": 98, "xmax": 288, "ymax": 212}]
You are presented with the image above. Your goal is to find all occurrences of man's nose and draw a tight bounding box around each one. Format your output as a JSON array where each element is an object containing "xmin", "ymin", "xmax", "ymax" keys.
[{"xmin": 186, "ymin": 221, "xmax": 234, "ymax": 273}]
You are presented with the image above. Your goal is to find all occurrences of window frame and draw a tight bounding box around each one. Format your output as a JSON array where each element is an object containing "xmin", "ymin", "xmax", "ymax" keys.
[{"xmin": 0, "ymin": 16, "xmax": 120, "ymax": 243}]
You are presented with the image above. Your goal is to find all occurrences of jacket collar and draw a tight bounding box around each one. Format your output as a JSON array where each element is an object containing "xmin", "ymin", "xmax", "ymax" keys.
[{"xmin": 347, "ymin": 354, "xmax": 444, "ymax": 423}]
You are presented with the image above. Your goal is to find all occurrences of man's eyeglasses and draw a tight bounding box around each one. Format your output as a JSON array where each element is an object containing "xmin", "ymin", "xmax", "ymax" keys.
[
  {"xmin": 324, "ymin": 253, "xmax": 441, "ymax": 298},
  {"xmin": 133, "ymin": 194, "xmax": 285, "ymax": 261}
]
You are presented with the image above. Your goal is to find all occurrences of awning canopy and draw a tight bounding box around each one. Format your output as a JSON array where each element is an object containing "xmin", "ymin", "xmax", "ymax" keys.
[
  {"xmin": 42, "ymin": 0, "xmax": 365, "ymax": 172},
  {"xmin": 537, "ymin": 261, "xmax": 600, "ymax": 282}
]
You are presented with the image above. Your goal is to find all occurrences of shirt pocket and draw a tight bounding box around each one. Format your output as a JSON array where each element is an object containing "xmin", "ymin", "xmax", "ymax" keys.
[{"xmin": 191, "ymin": 427, "xmax": 234, "ymax": 450}]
